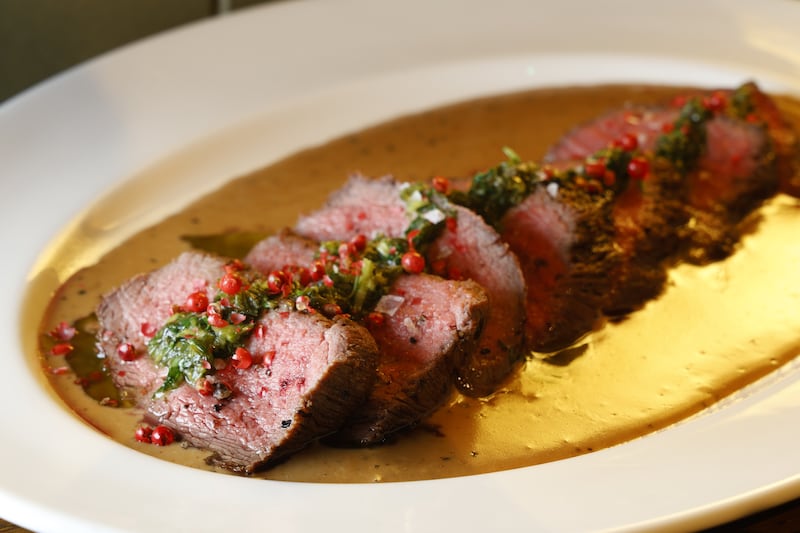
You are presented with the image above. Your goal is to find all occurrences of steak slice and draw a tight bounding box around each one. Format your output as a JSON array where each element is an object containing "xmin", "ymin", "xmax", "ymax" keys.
[
  {"xmin": 679, "ymin": 82, "xmax": 800, "ymax": 197},
  {"xmin": 498, "ymin": 183, "xmax": 619, "ymax": 351},
  {"xmin": 245, "ymin": 231, "xmax": 489, "ymax": 445},
  {"xmin": 744, "ymin": 82, "xmax": 800, "ymax": 197},
  {"xmin": 545, "ymin": 106, "xmax": 677, "ymax": 163},
  {"xmin": 96, "ymin": 252, "xmax": 226, "ymax": 394},
  {"xmin": 682, "ymin": 114, "xmax": 778, "ymax": 263},
  {"xmin": 428, "ymin": 204, "xmax": 525, "ymax": 396},
  {"xmin": 296, "ymin": 176, "xmax": 526, "ymax": 397},
  {"xmin": 336, "ymin": 273, "xmax": 487, "ymax": 445},
  {"xmin": 96, "ymin": 251, "xmax": 378, "ymax": 473},
  {"xmin": 544, "ymin": 92, "xmax": 779, "ymax": 266},
  {"xmin": 295, "ymin": 175, "xmax": 408, "ymax": 240}
]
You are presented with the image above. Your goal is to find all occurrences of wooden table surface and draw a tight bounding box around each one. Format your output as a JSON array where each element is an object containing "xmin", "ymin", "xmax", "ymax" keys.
[{"xmin": 2, "ymin": 497, "xmax": 799, "ymax": 532}]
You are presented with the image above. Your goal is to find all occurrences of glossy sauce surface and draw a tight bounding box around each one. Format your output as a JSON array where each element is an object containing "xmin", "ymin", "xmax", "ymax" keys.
[{"xmin": 39, "ymin": 85, "xmax": 800, "ymax": 482}]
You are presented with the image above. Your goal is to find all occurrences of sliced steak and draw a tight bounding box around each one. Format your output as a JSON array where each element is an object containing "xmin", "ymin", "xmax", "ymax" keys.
[
  {"xmin": 428, "ymin": 204, "xmax": 525, "ymax": 395},
  {"xmin": 96, "ymin": 252, "xmax": 225, "ymax": 394},
  {"xmin": 96, "ymin": 251, "xmax": 379, "ymax": 473},
  {"xmin": 335, "ymin": 273, "xmax": 487, "ymax": 445},
  {"xmin": 544, "ymin": 92, "xmax": 779, "ymax": 266},
  {"xmin": 544, "ymin": 107, "xmax": 689, "ymax": 312},
  {"xmin": 744, "ymin": 83, "xmax": 800, "ymax": 196},
  {"xmin": 545, "ymin": 106, "xmax": 677, "ymax": 162},
  {"xmin": 682, "ymin": 114, "xmax": 778, "ymax": 263},
  {"xmin": 498, "ymin": 183, "xmax": 619, "ymax": 350},
  {"xmin": 295, "ymin": 176, "xmax": 526, "ymax": 397},
  {"xmin": 681, "ymin": 82, "xmax": 800, "ymax": 197},
  {"xmin": 245, "ymin": 231, "xmax": 489, "ymax": 444},
  {"xmin": 295, "ymin": 175, "xmax": 408, "ymax": 240},
  {"xmin": 162, "ymin": 311, "xmax": 377, "ymax": 471},
  {"xmin": 245, "ymin": 228, "xmax": 319, "ymax": 274}
]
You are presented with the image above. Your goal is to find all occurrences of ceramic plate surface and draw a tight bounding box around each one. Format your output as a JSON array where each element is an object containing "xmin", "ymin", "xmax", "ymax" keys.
[{"xmin": 1, "ymin": 0, "xmax": 799, "ymax": 531}]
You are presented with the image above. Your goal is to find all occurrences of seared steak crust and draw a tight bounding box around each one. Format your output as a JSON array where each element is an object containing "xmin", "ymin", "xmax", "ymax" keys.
[
  {"xmin": 96, "ymin": 252, "xmax": 378, "ymax": 473},
  {"xmin": 499, "ymin": 185, "xmax": 619, "ymax": 351},
  {"xmin": 743, "ymin": 83, "xmax": 800, "ymax": 195},
  {"xmin": 544, "ymin": 106, "xmax": 687, "ymax": 313},
  {"xmin": 603, "ymin": 160, "xmax": 688, "ymax": 314}
]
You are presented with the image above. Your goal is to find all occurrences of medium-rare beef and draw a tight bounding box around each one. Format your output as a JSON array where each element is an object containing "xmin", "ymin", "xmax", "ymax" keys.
[
  {"xmin": 96, "ymin": 252, "xmax": 226, "ymax": 394},
  {"xmin": 744, "ymin": 83, "xmax": 800, "ymax": 196},
  {"xmin": 544, "ymin": 89, "xmax": 780, "ymax": 266},
  {"xmin": 296, "ymin": 176, "xmax": 526, "ymax": 397},
  {"xmin": 428, "ymin": 204, "xmax": 525, "ymax": 396},
  {"xmin": 295, "ymin": 175, "xmax": 409, "ymax": 240},
  {"xmin": 681, "ymin": 114, "xmax": 778, "ymax": 262},
  {"xmin": 497, "ymin": 182, "xmax": 619, "ymax": 349},
  {"xmin": 157, "ymin": 311, "xmax": 377, "ymax": 471},
  {"xmin": 96, "ymin": 251, "xmax": 379, "ymax": 473},
  {"xmin": 545, "ymin": 107, "xmax": 677, "ymax": 163},
  {"xmin": 335, "ymin": 273, "xmax": 487, "ymax": 445},
  {"xmin": 245, "ymin": 231, "xmax": 489, "ymax": 445},
  {"xmin": 245, "ymin": 228, "xmax": 319, "ymax": 275},
  {"xmin": 680, "ymin": 82, "xmax": 800, "ymax": 197}
]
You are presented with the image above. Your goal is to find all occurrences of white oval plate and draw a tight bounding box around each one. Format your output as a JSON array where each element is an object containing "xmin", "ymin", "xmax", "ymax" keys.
[{"xmin": 2, "ymin": 0, "xmax": 800, "ymax": 531}]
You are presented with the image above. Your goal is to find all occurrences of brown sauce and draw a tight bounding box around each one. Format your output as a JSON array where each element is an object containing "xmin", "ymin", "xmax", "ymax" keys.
[{"xmin": 35, "ymin": 84, "xmax": 800, "ymax": 483}]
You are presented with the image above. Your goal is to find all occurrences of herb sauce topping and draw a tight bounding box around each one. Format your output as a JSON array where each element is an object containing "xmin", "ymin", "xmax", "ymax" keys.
[{"xmin": 147, "ymin": 184, "xmax": 455, "ymax": 395}]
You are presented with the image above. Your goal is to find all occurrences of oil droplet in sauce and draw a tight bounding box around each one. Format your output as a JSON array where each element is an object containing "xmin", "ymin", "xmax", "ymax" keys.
[{"xmin": 36, "ymin": 84, "xmax": 800, "ymax": 483}]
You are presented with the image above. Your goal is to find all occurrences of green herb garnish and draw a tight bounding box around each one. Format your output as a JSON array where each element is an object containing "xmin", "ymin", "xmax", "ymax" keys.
[
  {"xmin": 449, "ymin": 147, "xmax": 541, "ymax": 226},
  {"xmin": 655, "ymin": 98, "xmax": 713, "ymax": 171}
]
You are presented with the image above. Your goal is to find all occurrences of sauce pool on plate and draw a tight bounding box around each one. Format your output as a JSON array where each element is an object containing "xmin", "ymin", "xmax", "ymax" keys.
[{"xmin": 37, "ymin": 84, "xmax": 800, "ymax": 482}]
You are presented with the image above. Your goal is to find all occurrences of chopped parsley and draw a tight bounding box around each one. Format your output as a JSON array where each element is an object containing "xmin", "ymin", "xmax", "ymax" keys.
[
  {"xmin": 448, "ymin": 147, "xmax": 541, "ymax": 226},
  {"xmin": 655, "ymin": 97, "xmax": 713, "ymax": 171}
]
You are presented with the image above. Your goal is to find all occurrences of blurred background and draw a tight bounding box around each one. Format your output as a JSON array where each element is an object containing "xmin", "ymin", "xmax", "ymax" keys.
[{"xmin": 0, "ymin": 0, "xmax": 275, "ymax": 104}]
